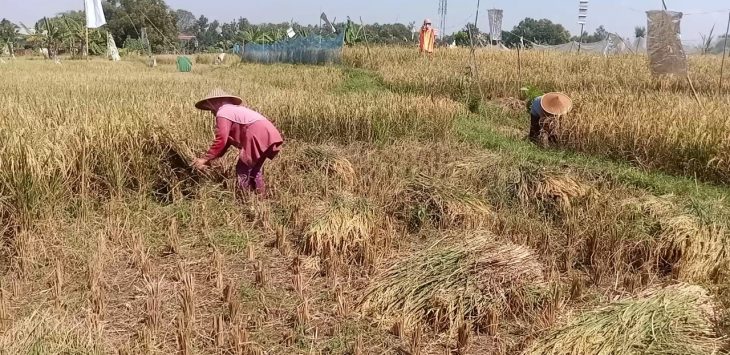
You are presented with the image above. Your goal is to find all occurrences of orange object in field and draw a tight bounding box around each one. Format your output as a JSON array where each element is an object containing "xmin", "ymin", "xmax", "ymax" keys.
[{"xmin": 419, "ymin": 19, "xmax": 436, "ymax": 54}]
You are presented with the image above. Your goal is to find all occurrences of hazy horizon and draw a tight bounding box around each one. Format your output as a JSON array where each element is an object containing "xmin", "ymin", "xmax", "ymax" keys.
[{"xmin": 3, "ymin": 0, "xmax": 729, "ymax": 42}]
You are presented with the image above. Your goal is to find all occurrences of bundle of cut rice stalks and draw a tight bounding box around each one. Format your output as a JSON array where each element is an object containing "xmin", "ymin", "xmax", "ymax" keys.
[
  {"xmin": 0, "ymin": 309, "xmax": 98, "ymax": 353},
  {"xmin": 300, "ymin": 145, "xmax": 356, "ymax": 189},
  {"xmin": 154, "ymin": 134, "xmax": 229, "ymax": 183},
  {"xmin": 523, "ymin": 283, "xmax": 722, "ymax": 355},
  {"xmin": 397, "ymin": 173, "xmax": 493, "ymax": 231},
  {"xmin": 446, "ymin": 152, "xmax": 506, "ymax": 190},
  {"xmin": 623, "ymin": 195, "xmax": 728, "ymax": 282},
  {"xmin": 359, "ymin": 233, "xmax": 544, "ymax": 337},
  {"xmin": 303, "ymin": 194, "xmax": 380, "ymax": 267},
  {"xmin": 511, "ymin": 167, "xmax": 593, "ymax": 213}
]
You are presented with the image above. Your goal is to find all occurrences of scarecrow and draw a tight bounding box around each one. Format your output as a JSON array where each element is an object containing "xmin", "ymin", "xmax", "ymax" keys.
[{"xmin": 419, "ymin": 19, "xmax": 437, "ymax": 55}]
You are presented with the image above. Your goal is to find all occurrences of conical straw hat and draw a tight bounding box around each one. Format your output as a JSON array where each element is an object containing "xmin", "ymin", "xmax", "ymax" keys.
[
  {"xmin": 540, "ymin": 92, "xmax": 573, "ymax": 116},
  {"xmin": 195, "ymin": 88, "xmax": 243, "ymax": 110}
]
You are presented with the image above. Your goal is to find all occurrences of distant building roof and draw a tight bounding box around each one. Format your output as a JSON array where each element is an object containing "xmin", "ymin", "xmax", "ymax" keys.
[
  {"xmin": 178, "ymin": 34, "xmax": 196, "ymax": 41},
  {"xmin": 18, "ymin": 27, "xmax": 36, "ymax": 36}
]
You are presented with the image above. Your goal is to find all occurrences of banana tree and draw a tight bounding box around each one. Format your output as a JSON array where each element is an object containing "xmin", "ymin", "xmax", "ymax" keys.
[
  {"xmin": 0, "ymin": 19, "xmax": 18, "ymax": 56},
  {"xmin": 18, "ymin": 22, "xmax": 45, "ymax": 51},
  {"xmin": 344, "ymin": 18, "xmax": 363, "ymax": 46},
  {"xmin": 60, "ymin": 15, "xmax": 104, "ymax": 57},
  {"xmin": 242, "ymin": 27, "xmax": 273, "ymax": 44},
  {"xmin": 44, "ymin": 18, "xmax": 63, "ymax": 57},
  {"xmin": 25, "ymin": 18, "xmax": 64, "ymax": 58}
]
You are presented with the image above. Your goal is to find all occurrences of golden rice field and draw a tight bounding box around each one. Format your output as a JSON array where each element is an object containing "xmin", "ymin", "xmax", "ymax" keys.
[
  {"xmin": 1, "ymin": 48, "xmax": 730, "ymax": 354},
  {"xmin": 348, "ymin": 47, "xmax": 730, "ymax": 183}
]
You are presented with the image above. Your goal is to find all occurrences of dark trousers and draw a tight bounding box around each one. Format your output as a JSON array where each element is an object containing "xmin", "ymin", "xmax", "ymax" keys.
[
  {"xmin": 236, "ymin": 157, "xmax": 266, "ymax": 195},
  {"xmin": 529, "ymin": 113, "xmax": 541, "ymax": 142}
]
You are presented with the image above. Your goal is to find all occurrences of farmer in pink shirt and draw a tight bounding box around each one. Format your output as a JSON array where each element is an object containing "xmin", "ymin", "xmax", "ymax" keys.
[{"xmin": 192, "ymin": 88, "xmax": 283, "ymax": 196}]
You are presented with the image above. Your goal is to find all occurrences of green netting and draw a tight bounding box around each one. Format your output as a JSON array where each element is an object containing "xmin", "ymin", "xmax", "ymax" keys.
[
  {"xmin": 242, "ymin": 33, "xmax": 345, "ymax": 65},
  {"xmin": 177, "ymin": 56, "xmax": 192, "ymax": 72}
]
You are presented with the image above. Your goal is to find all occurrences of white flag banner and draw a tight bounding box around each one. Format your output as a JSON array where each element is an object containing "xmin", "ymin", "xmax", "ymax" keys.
[
  {"xmin": 286, "ymin": 27, "xmax": 296, "ymax": 38},
  {"xmin": 320, "ymin": 12, "xmax": 336, "ymax": 32},
  {"xmin": 85, "ymin": 0, "xmax": 107, "ymax": 28}
]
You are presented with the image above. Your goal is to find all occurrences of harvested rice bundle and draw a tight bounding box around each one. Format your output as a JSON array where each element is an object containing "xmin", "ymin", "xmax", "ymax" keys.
[
  {"xmin": 397, "ymin": 173, "xmax": 493, "ymax": 231},
  {"xmin": 359, "ymin": 233, "xmax": 544, "ymax": 336},
  {"xmin": 659, "ymin": 216, "xmax": 726, "ymax": 281},
  {"xmin": 624, "ymin": 196, "xmax": 728, "ymax": 282},
  {"xmin": 512, "ymin": 167, "xmax": 592, "ymax": 212},
  {"xmin": 304, "ymin": 194, "xmax": 379, "ymax": 265},
  {"xmin": 0, "ymin": 309, "xmax": 97, "ymax": 353},
  {"xmin": 524, "ymin": 283, "xmax": 721, "ymax": 355},
  {"xmin": 301, "ymin": 145, "xmax": 356, "ymax": 188},
  {"xmin": 625, "ymin": 194, "xmax": 677, "ymax": 217},
  {"xmin": 446, "ymin": 152, "xmax": 505, "ymax": 189}
]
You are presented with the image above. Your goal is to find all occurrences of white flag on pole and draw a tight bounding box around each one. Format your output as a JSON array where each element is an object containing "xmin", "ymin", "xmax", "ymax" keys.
[
  {"xmin": 320, "ymin": 13, "xmax": 336, "ymax": 32},
  {"xmin": 85, "ymin": 0, "xmax": 107, "ymax": 28},
  {"xmin": 286, "ymin": 27, "xmax": 296, "ymax": 38}
]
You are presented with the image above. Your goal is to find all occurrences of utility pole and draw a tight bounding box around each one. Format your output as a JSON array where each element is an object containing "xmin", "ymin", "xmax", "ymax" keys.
[
  {"xmin": 578, "ymin": 0, "xmax": 589, "ymax": 53},
  {"xmin": 438, "ymin": 0, "xmax": 448, "ymax": 42}
]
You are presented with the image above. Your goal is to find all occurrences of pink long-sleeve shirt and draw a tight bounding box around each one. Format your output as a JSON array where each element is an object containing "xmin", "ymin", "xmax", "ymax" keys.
[{"xmin": 203, "ymin": 105, "xmax": 283, "ymax": 165}]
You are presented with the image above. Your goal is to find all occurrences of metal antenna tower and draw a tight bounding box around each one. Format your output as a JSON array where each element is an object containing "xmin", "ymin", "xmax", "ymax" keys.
[{"xmin": 438, "ymin": 0, "xmax": 448, "ymax": 37}]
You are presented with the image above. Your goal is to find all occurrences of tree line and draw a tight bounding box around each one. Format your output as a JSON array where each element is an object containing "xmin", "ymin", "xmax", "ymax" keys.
[{"xmin": 0, "ymin": 0, "xmax": 676, "ymax": 57}]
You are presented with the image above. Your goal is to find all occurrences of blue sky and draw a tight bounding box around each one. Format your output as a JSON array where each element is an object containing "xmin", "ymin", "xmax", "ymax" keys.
[{"xmin": 3, "ymin": 0, "xmax": 729, "ymax": 42}]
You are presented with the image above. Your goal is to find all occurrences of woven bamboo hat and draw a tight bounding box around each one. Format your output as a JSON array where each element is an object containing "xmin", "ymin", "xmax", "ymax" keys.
[
  {"xmin": 540, "ymin": 92, "xmax": 573, "ymax": 116},
  {"xmin": 195, "ymin": 88, "xmax": 243, "ymax": 110}
]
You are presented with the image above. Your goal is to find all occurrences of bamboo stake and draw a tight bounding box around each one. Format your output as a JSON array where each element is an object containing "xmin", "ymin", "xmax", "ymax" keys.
[
  {"xmin": 517, "ymin": 38, "xmax": 522, "ymax": 90},
  {"xmin": 83, "ymin": 0, "xmax": 89, "ymax": 59},
  {"xmin": 719, "ymin": 12, "xmax": 730, "ymax": 93},
  {"xmin": 359, "ymin": 17, "xmax": 372, "ymax": 63},
  {"xmin": 467, "ymin": 0, "xmax": 484, "ymax": 100},
  {"xmin": 687, "ymin": 75, "xmax": 702, "ymax": 107},
  {"xmin": 578, "ymin": 23, "xmax": 585, "ymax": 54}
]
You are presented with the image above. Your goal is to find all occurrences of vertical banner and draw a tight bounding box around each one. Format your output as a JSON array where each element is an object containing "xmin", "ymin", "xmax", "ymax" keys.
[
  {"xmin": 578, "ymin": 0, "xmax": 589, "ymax": 25},
  {"xmin": 107, "ymin": 32, "xmax": 120, "ymax": 61},
  {"xmin": 84, "ymin": 0, "xmax": 107, "ymax": 28},
  {"xmin": 487, "ymin": 9, "xmax": 503, "ymax": 42},
  {"xmin": 647, "ymin": 10, "xmax": 687, "ymax": 75},
  {"xmin": 140, "ymin": 28, "xmax": 152, "ymax": 55}
]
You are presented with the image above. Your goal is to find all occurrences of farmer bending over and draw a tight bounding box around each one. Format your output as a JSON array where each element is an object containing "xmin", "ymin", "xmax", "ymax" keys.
[
  {"xmin": 529, "ymin": 92, "xmax": 573, "ymax": 143},
  {"xmin": 192, "ymin": 89, "xmax": 283, "ymax": 196}
]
